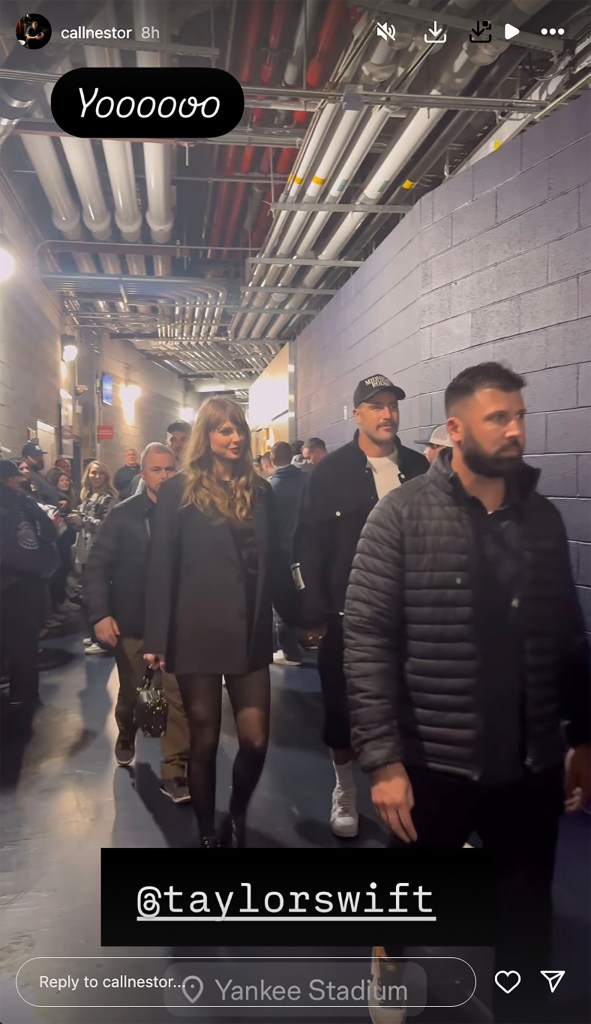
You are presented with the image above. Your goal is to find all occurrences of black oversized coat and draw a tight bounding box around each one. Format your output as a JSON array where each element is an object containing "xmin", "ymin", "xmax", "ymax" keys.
[{"xmin": 143, "ymin": 473, "xmax": 293, "ymax": 675}]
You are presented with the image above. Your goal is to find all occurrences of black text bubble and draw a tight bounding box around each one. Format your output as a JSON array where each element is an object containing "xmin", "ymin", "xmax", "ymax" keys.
[{"xmin": 50, "ymin": 68, "xmax": 244, "ymax": 139}]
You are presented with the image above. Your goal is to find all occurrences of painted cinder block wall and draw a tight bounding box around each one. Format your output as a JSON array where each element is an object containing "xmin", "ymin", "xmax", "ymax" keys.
[{"xmin": 294, "ymin": 91, "xmax": 591, "ymax": 629}]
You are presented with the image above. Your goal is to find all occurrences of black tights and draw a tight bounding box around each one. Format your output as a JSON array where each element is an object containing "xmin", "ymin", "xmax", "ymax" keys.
[{"xmin": 177, "ymin": 668, "xmax": 270, "ymax": 839}]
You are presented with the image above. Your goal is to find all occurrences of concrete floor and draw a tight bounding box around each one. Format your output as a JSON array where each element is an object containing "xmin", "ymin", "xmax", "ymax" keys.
[{"xmin": 0, "ymin": 635, "xmax": 589, "ymax": 1024}]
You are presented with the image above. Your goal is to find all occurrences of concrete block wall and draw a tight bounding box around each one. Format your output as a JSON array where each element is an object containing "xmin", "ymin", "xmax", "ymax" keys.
[
  {"xmin": 295, "ymin": 92, "xmax": 591, "ymax": 628},
  {"xmin": 87, "ymin": 334, "xmax": 185, "ymax": 474}
]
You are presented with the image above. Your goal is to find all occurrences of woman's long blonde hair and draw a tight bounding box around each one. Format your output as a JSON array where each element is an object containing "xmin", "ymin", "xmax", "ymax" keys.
[
  {"xmin": 80, "ymin": 459, "xmax": 116, "ymax": 502},
  {"xmin": 181, "ymin": 397, "xmax": 260, "ymax": 523}
]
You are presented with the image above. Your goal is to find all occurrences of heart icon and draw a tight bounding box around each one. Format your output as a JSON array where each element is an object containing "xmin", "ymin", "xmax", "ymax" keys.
[
  {"xmin": 494, "ymin": 971, "xmax": 521, "ymax": 995},
  {"xmin": 182, "ymin": 975, "xmax": 204, "ymax": 1004}
]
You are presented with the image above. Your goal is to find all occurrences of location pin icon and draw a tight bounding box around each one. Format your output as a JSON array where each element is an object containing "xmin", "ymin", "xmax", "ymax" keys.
[{"xmin": 182, "ymin": 976, "xmax": 204, "ymax": 1004}]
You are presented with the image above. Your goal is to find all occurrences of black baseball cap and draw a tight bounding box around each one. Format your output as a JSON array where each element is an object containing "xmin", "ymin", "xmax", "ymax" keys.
[
  {"xmin": 353, "ymin": 374, "xmax": 406, "ymax": 407},
  {"xmin": 0, "ymin": 460, "xmax": 21, "ymax": 481},
  {"xmin": 167, "ymin": 421, "xmax": 191, "ymax": 434},
  {"xmin": 21, "ymin": 441, "xmax": 47, "ymax": 458}
]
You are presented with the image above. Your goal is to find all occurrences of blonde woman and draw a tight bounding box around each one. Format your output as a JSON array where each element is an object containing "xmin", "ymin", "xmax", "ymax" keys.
[
  {"xmin": 144, "ymin": 398, "xmax": 292, "ymax": 848},
  {"xmin": 77, "ymin": 460, "xmax": 116, "ymax": 654}
]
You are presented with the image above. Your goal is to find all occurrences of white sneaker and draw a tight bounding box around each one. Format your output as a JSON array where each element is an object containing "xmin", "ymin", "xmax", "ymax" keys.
[
  {"xmin": 330, "ymin": 783, "xmax": 359, "ymax": 837},
  {"xmin": 273, "ymin": 651, "xmax": 302, "ymax": 666},
  {"xmin": 84, "ymin": 642, "xmax": 107, "ymax": 655},
  {"xmin": 368, "ymin": 947, "xmax": 407, "ymax": 1024},
  {"xmin": 82, "ymin": 637, "xmax": 93, "ymax": 647}
]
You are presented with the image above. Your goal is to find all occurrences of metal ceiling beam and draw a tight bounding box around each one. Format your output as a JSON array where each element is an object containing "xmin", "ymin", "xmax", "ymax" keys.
[
  {"xmin": 243, "ymin": 86, "xmax": 551, "ymax": 112},
  {"xmin": 0, "ymin": 69, "xmax": 552, "ymax": 112},
  {"xmin": 352, "ymin": 1, "xmax": 566, "ymax": 54},
  {"xmin": 67, "ymin": 305, "xmax": 319, "ymax": 317},
  {"xmin": 39, "ymin": 240, "xmax": 253, "ymax": 259},
  {"xmin": 248, "ymin": 257, "xmax": 363, "ymax": 268},
  {"xmin": 16, "ymin": 169, "xmax": 290, "ymax": 185},
  {"xmin": 270, "ymin": 202, "xmax": 410, "ymax": 214},
  {"xmin": 12, "ymin": 120, "xmax": 306, "ymax": 147},
  {"xmin": 240, "ymin": 286, "xmax": 338, "ymax": 296}
]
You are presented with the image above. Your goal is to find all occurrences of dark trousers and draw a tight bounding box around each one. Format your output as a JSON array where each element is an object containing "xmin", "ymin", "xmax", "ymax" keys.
[
  {"xmin": 383, "ymin": 765, "xmax": 564, "ymax": 1023},
  {"xmin": 0, "ymin": 578, "xmax": 47, "ymax": 708},
  {"xmin": 114, "ymin": 637, "xmax": 190, "ymax": 780},
  {"xmin": 274, "ymin": 611, "xmax": 302, "ymax": 662},
  {"xmin": 317, "ymin": 614, "xmax": 350, "ymax": 750},
  {"xmin": 49, "ymin": 531, "xmax": 73, "ymax": 608}
]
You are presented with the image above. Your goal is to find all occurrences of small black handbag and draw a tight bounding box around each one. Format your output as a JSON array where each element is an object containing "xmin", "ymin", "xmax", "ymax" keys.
[{"xmin": 135, "ymin": 665, "xmax": 168, "ymax": 738}]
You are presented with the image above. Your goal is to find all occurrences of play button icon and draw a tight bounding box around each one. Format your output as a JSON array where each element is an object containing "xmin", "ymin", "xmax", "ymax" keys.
[{"xmin": 505, "ymin": 23, "xmax": 520, "ymax": 40}]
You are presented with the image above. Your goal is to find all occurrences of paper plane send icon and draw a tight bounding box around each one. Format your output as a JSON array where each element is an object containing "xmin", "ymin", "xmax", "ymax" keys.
[{"xmin": 540, "ymin": 970, "xmax": 565, "ymax": 993}]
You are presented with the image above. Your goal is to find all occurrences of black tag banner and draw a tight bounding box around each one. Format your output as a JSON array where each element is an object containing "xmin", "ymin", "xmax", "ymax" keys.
[{"xmin": 101, "ymin": 849, "xmax": 498, "ymax": 948}]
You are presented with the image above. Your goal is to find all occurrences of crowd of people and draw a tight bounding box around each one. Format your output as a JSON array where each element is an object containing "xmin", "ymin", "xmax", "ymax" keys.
[{"xmin": 1, "ymin": 362, "xmax": 589, "ymax": 1022}]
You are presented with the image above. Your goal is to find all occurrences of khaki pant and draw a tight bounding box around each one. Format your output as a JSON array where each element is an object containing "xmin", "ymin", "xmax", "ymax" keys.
[{"xmin": 114, "ymin": 636, "xmax": 190, "ymax": 781}]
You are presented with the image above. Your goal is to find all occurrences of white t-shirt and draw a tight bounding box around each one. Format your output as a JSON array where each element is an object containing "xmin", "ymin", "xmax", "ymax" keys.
[{"xmin": 367, "ymin": 452, "xmax": 401, "ymax": 499}]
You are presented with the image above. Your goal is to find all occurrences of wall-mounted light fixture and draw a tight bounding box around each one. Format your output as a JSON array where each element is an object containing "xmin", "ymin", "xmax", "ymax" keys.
[
  {"xmin": 61, "ymin": 333, "xmax": 78, "ymax": 362},
  {"xmin": 62, "ymin": 343, "xmax": 78, "ymax": 363},
  {"xmin": 0, "ymin": 214, "xmax": 15, "ymax": 283},
  {"xmin": 0, "ymin": 243, "xmax": 15, "ymax": 283},
  {"xmin": 121, "ymin": 383, "xmax": 141, "ymax": 425}
]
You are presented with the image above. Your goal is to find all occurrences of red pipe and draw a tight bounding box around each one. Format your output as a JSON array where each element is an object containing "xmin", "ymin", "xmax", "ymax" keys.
[
  {"xmin": 261, "ymin": 0, "xmax": 290, "ymax": 84},
  {"xmin": 223, "ymin": 0, "xmax": 289, "ymax": 254},
  {"xmin": 306, "ymin": 0, "xmax": 342, "ymax": 88},
  {"xmin": 208, "ymin": 147, "xmax": 237, "ymax": 255},
  {"xmin": 239, "ymin": 0, "xmax": 267, "ymax": 83},
  {"xmin": 210, "ymin": 1, "xmax": 265, "ymax": 256},
  {"xmin": 251, "ymin": 147, "xmax": 297, "ymax": 248}
]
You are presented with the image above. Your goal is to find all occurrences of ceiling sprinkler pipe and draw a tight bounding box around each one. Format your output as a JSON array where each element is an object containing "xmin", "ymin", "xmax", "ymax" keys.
[{"xmin": 20, "ymin": 135, "xmax": 82, "ymax": 239}]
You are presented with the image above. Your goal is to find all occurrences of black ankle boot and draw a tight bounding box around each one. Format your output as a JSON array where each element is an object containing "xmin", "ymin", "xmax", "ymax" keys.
[
  {"xmin": 200, "ymin": 834, "xmax": 220, "ymax": 848},
  {"xmin": 222, "ymin": 814, "xmax": 246, "ymax": 848}
]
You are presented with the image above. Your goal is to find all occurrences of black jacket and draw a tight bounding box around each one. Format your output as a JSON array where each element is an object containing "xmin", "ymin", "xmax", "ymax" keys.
[
  {"xmin": 84, "ymin": 492, "xmax": 154, "ymax": 637},
  {"xmin": 292, "ymin": 432, "xmax": 428, "ymax": 627},
  {"xmin": 344, "ymin": 452, "xmax": 591, "ymax": 780},
  {"xmin": 269, "ymin": 463, "xmax": 305, "ymax": 559},
  {"xmin": 113, "ymin": 463, "xmax": 140, "ymax": 501},
  {"xmin": 143, "ymin": 473, "xmax": 294, "ymax": 675},
  {"xmin": 0, "ymin": 484, "xmax": 59, "ymax": 591}
]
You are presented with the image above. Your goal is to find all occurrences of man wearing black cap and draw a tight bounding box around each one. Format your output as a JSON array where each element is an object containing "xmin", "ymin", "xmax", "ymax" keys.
[
  {"xmin": 21, "ymin": 441, "xmax": 61, "ymax": 505},
  {"xmin": 292, "ymin": 374, "xmax": 428, "ymax": 838}
]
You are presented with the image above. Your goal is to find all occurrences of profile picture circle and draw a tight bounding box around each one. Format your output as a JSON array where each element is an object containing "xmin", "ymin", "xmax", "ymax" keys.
[{"xmin": 16, "ymin": 13, "xmax": 52, "ymax": 49}]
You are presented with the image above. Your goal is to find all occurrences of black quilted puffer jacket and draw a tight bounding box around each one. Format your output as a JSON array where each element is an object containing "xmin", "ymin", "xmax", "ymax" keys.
[{"xmin": 344, "ymin": 453, "xmax": 590, "ymax": 780}]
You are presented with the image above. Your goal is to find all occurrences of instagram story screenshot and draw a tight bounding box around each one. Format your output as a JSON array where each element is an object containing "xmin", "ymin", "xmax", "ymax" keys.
[{"xmin": 0, "ymin": 1, "xmax": 590, "ymax": 1023}]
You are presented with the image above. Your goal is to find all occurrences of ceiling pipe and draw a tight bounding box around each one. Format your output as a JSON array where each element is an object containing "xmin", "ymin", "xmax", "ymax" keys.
[
  {"xmin": 249, "ymin": 0, "xmax": 345, "ymax": 250},
  {"xmin": 0, "ymin": 0, "xmax": 107, "ymax": 146},
  {"xmin": 242, "ymin": 21, "xmax": 403, "ymax": 339},
  {"xmin": 283, "ymin": 0, "xmax": 323, "ymax": 87},
  {"xmin": 20, "ymin": 135, "xmax": 82, "ymax": 240},
  {"xmin": 209, "ymin": 0, "xmax": 264, "ymax": 258},
  {"xmin": 133, "ymin": 1, "xmax": 174, "ymax": 257},
  {"xmin": 266, "ymin": 0, "xmax": 548, "ymax": 339},
  {"xmin": 221, "ymin": 0, "xmax": 291, "ymax": 257},
  {"xmin": 84, "ymin": 1, "xmax": 144, "ymax": 282}
]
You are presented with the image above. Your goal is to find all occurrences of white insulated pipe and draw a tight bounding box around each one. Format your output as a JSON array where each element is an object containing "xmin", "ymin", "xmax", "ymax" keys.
[
  {"xmin": 133, "ymin": 1, "xmax": 174, "ymax": 247},
  {"xmin": 267, "ymin": 2, "xmax": 547, "ymax": 339},
  {"xmin": 236, "ymin": 102, "xmax": 340, "ymax": 335},
  {"xmin": 283, "ymin": 0, "xmax": 323, "ymax": 87},
  {"xmin": 20, "ymin": 135, "xmax": 82, "ymax": 239},
  {"xmin": 59, "ymin": 137, "xmax": 112, "ymax": 241}
]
